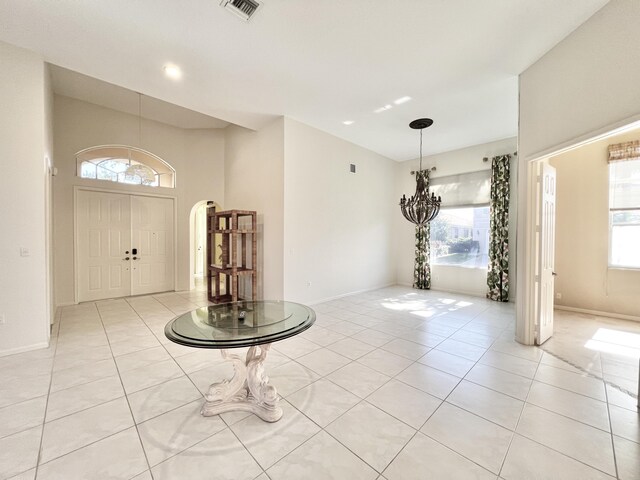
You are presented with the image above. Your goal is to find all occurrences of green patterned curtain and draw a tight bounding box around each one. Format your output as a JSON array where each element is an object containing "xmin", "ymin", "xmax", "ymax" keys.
[
  {"xmin": 413, "ymin": 170, "xmax": 431, "ymax": 290},
  {"xmin": 487, "ymin": 155, "xmax": 511, "ymax": 301}
]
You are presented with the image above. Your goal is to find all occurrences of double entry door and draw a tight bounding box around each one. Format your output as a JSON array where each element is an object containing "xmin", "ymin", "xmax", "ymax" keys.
[{"xmin": 77, "ymin": 190, "xmax": 175, "ymax": 302}]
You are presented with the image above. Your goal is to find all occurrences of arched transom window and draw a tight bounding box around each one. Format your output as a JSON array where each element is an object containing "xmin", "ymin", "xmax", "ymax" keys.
[{"xmin": 76, "ymin": 145, "xmax": 175, "ymax": 188}]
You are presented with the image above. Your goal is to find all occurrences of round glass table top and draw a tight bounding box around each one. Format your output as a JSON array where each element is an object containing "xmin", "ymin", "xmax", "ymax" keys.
[{"xmin": 164, "ymin": 300, "xmax": 316, "ymax": 348}]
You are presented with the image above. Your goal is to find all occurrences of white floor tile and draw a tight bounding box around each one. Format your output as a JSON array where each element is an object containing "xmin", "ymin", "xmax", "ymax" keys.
[
  {"xmin": 127, "ymin": 375, "xmax": 203, "ymax": 424},
  {"xmin": 287, "ymin": 379, "xmax": 360, "ymax": 427},
  {"xmin": 326, "ymin": 402, "xmax": 415, "ymax": 473},
  {"xmin": 0, "ymin": 396, "xmax": 46, "ymax": 439},
  {"xmin": 396, "ymin": 363, "xmax": 460, "ymax": 399},
  {"xmin": 267, "ymin": 361, "xmax": 321, "ymax": 397},
  {"xmin": 37, "ymin": 428, "xmax": 148, "ymax": 480},
  {"xmin": 609, "ymin": 404, "xmax": 640, "ymax": 443},
  {"xmin": 534, "ymin": 364, "xmax": 606, "ymax": 401},
  {"xmin": 327, "ymin": 338, "xmax": 376, "ymax": 360},
  {"xmin": 119, "ymin": 359, "xmax": 183, "ymax": 394},
  {"xmin": 229, "ymin": 401, "xmax": 320, "ymax": 469},
  {"xmin": 447, "ymin": 380, "xmax": 524, "ymax": 430},
  {"xmin": 50, "ymin": 358, "xmax": 118, "ymax": 393},
  {"xmin": 516, "ymin": 404, "xmax": 616, "ymax": 476},
  {"xmin": 366, "ymin": 379, "xmax": 441, "ymax": 429},
  {"xmin": 267, "ymin": 430, "xmax": 378, "ymax": 480},
  {"xmin": 272, "ymin": 337, "xmax": 322, "ymax": 359},
  {"xmin": 0, "ymin": 426, "xmax": 42, "ymax": 479},
  {"xmin": 384, "ymin": 432, "xmax": 496, "ymax": 480},
  {"xmin": 296, "ymin": 348, "xmax": 351, "ymax": 376},
  {"xmin": 421, "ymin": 403, "xmax": 512, "ymax": 474},
  {"xmin": 464, "ymin": 363, "xmax": 533, "ymax": 400},
  {"xmin": 418, "ymin": 349, "xmax": 475, "ymax": 377},
  {"xmin": 381, "ymin": 338, "xmax": 430, "ymax": 360},
  {"xmin": 435, "ymin": 338, "xmax": 487, "ymax": 361},
  {"xmin": 0, "ymin": 374, "xmax": 51, "ymax": 408},
  {"xmin": 327, "ymin": 362, "xmax": 390, "ymax": 398},
  {"xmin": 45, "ymin": 375, "xmax": 124, "ymax": 422},
  {"xmin": 40, "ymin": 396, "xmax": 134, "ymax": 463},
  {"xmin": 356, "ymin": 349, "xmax": 413, "ymax": 377},
  {"xmin": 501, "ymin": 434, "xmax": 614, "ymax": 480},
  {"xmin": 479, "ymin": 350, "xmax": 539, "ymax": 378},
  {"xmin": 613, "ymin": 435, "xmax": 640, "ymax": 480},
  {"xmin": 526, "ymin": 381, "xmax": 610, "ymax": 431},
  {"xmin": 137, "ymin": 400, "xmax": 226, "ymax": 466},
  {"xmin": 152, "ymin": 429, "xmax": 262, "ymax": 480}
]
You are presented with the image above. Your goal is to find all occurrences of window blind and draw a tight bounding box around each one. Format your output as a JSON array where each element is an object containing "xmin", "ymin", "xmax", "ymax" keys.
[
  {"xmin": 429, "ymin": 170, "xmax": 491, "ymax": 207},
  {"xmin": 609, "ymin": 160, "xmax": 640, "ymax": 210}
]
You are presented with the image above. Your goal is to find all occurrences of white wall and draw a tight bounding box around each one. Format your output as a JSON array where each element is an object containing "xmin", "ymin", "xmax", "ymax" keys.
[
  {"xmin": 224, "ymin": 119, "xmax": 285, "ymax": 300},
  {"xmin": 0, "ymin": 41, "xmax": 51, "ymax": 355},
  {"xmin": 549, "ymin": 128, "xmax": 640, "ymax": 318},
  {"xmin": 283, "ymin": 118, "xmax": 396, "ymax": 304},
  {"xmin": 395, "ymin": 137, "xmax": 518, "ymax": 299},
  {"xmin": 53, "ymin": 95, "xmax": 225, "ymax": 305},
  {"xmin": 517, "ymin": 0, "xmax": 640, "ymax": 342}
]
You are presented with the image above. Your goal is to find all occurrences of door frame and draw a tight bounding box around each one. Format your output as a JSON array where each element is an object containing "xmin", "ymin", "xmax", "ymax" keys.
[
  {"xmin": 73, "ymin": 185, "xmax": 178, "ymax": 304},
  {"xmin": 516, "ymin": 118, "xmax": 640, "ymax": 345}
]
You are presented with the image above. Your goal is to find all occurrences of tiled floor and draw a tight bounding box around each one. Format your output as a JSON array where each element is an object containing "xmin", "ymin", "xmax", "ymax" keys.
[{"xmin": 1, "ymin": 286, "xmax": 638, "ymax": 479}]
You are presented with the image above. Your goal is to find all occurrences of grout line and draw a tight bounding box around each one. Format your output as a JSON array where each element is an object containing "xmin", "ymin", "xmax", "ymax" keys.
[
  {"xmin": 94, "ymin": 300, "xmax": 156, "ymax": 478},
  {"xmin": 33, "ymin": 302, "xmax": 63, "ymax": 479},
  {"xmin": 602, "ymin": 352, "xmax": 620, "ymax": 479},
  {"xmin": 497, "ymin": 344, "xmax": 543, "ymax": 477}
]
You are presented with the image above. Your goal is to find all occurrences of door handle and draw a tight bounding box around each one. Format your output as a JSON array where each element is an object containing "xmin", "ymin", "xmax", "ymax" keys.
[
  {"xmin": 123, "ymin": 257, "xmax": 130, "ymax": 261},
  {"xmin": 552, "ymin": 272, "xmax": 557, "ymax": 276},
  {"xmin": 133, "ymin": 256, "xmax": 139, "ymax": 260}
]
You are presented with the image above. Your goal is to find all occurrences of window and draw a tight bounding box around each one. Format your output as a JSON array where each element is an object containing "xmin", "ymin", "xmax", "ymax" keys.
[
  {"xmin": 428, "ymin": 169, "xmax": 492, "ymax": 269},
  {"xmin": 431, "ymin": 206, "xmax": 490, "ymax": 268},
  {"xmin": 76, "ymin": 145, "xmax": 175, "ymax": 188},
  {"xmin": 608, "ymin": 141, "xmax": 640, "ymax": 268}
]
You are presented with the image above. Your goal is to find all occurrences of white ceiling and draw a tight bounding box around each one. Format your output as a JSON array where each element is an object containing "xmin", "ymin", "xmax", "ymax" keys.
[{"xmin": 0, "ymin": 0, "xmax": 609, "ymax": 161}]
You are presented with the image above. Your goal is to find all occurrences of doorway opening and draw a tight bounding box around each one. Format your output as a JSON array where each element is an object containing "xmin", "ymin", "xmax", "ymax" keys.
[
  {"xmin": 189, "ymin": 200, "xmax": 221, "ymax": 291},
  {"xmin": 520, "ymin": 119, "xmax": 640, "ymax": 346}
]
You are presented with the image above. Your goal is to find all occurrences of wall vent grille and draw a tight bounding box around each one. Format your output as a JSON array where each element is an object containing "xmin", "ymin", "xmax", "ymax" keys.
[{"xmin": 220, "ymin": 0, "xmax": 261, "ymax": 21}]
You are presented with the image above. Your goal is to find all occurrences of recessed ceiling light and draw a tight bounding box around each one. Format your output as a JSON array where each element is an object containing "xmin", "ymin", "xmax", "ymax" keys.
[
  {"xmin": 343, "ymin": 120, "xmax": 354, "ymax": 125},
  {"xmin": 163, "ymin": 64, "xmax": 182, "ymax": 80},
  {"xmin": 374, "ymin": 105, "xmax": 393, "ymax": 113},
  {"xmin": 394, "ymin": 96, "xmax": 412, "ymax": 105}
]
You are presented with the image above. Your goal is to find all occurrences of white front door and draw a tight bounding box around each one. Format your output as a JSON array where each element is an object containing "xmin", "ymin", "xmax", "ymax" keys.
[
  {"xmin": 130, "ymin": 195, "xmax": 174, "ymax": 296},
  {"xmin": 77, "ymin": 190, "xmax": 174, "ymax": 302},
  {"xmin": 536, "ymin": 163, "xmax": 557, "ymax": 345},
  {"xmin": 77, "ymin": 190, "xmax": 132, "ymax": 301}
]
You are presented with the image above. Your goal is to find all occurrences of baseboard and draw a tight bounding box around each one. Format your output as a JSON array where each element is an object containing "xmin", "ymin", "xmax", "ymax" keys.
[
  {"xmin": 307, "ymin": 282, "xmax": 397, "ymax": 306},
  {"xmin": 0, "ymin": 341, "xmax": 50, "ymax": 358},
  {"xmin": 555, "ymin": 305, "xmax": 640, "ymax": 323},
  {"xmin": 56, "ymin": 301, "xmax": 76, "ymax": 308},
  {"xmin": 394, "ymin": 282, "xmax": 514, "ymax": 302}
]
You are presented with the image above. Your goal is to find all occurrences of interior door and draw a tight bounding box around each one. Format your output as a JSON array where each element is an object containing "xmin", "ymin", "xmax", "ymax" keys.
[
  {"xmin": 130, "ymin": 195, "xmax": 175, "ymax": 296},
  {"xmin": 536, "ymin": 163, "xmax": 557, "ymax": 345},
  {"xmin": 77, "ymin": 190, "xmax": 132, "ymax": 301}
]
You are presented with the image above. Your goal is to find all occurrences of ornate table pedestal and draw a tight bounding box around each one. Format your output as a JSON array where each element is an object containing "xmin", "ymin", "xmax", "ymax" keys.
[
  {"xmin": 201, "ymin": 344, "xmax": 282, "ymax": 422},
  {"xmin": 164, "ymin": 300, "xmax": 315, "ymax": 423}
]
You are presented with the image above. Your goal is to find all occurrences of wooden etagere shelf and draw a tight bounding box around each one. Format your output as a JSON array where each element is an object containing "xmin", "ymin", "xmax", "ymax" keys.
[{"xmin": 206, "ymin": 208, "xmax": 257, "ymax": 303}]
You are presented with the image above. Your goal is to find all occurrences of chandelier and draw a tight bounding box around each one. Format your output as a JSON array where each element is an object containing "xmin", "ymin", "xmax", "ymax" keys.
[{"xmin": 399, "ymin": 118, "xmax": 442, "ymax": 226}]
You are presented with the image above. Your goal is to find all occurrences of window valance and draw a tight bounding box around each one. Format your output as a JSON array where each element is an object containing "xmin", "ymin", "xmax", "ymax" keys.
[{"xmin": 608, "ymin": 140, "xmax": 640, "ymax": 163}]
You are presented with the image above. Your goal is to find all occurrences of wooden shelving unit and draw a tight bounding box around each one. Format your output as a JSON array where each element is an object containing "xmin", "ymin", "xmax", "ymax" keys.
[{"xmin": 207, "ymin": 208, "xmax": 257, "ymax": 303}]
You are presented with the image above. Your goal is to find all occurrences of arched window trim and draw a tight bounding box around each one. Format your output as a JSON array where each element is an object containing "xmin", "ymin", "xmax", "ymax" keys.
[{"xmin": 76, "ymin": 145, "xmax": 176, "ymax": 188}]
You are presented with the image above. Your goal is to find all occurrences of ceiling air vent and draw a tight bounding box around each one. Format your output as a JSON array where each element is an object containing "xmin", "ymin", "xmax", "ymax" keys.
[{"xmin": 220, "ymin": 0, "xmax": 261, "ymax": 21}]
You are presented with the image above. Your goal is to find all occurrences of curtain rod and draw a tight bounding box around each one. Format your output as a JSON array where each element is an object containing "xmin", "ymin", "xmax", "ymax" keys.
[{"xmin": 483, "ymin": 151, "xmax": 517, "ymax": 162}]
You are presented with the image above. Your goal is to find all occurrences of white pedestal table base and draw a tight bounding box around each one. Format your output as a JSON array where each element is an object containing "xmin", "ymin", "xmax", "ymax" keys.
[{"xmin": 200, "ymin": 343, "xmax": 282, "ymax": 422}]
